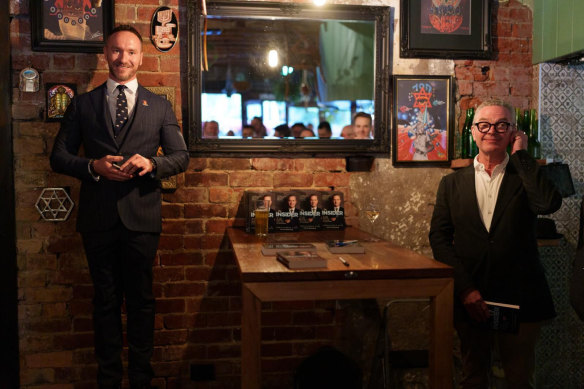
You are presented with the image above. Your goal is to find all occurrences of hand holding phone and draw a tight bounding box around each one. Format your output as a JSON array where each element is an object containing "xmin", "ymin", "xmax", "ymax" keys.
[{"xmin": 509, "ymin": 128, "xmax": 527, "ymax": 154}]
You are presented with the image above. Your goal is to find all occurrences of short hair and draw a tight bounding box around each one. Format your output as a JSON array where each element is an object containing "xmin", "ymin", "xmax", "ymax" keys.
[
  {"xmin": 291, "ymin": 122, "xmax": 306, "ymax": 129},
  {"xmin": 107, "ymin": 25, "xmax": 143, "ymax": 47},
  {"xmin": 474, "ymin": 98, "xmax": 515, "ymax": 124},
  {"xmin": 352, "ymin": 112, "xmax": 372, "ymax": 125},
  {"xmin": 274, "ymin": 124, "xmax": 291, "ymax": 137},
  {"xmin": 318, "ymin": 121, "xmax": 332, "ymax": 132}
]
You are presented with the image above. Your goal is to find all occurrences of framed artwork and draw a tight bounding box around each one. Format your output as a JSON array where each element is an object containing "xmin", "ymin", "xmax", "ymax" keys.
[
  {"xmin": 45, "ymin": 83, "xmax": 76, "ymax": 122},
  {"xmin": 392, "ymin": 75, "xmax": 453, "ymax": 166},
  {"xmin": 400, "ymin": 0, "xmax": 491, "ymax": 59},
  {"xmin": 31, "ymin": 0, "xmax": 114, "ymax": 53},
  {"xmin": 145, "ymin": 86, "xmax": 175, "ymax": 110}
]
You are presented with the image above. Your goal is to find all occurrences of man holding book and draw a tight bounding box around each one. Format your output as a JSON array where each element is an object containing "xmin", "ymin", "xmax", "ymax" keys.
[{"xmin": 429, "ymin": 99, "xmax": 562, "ymax": 388}]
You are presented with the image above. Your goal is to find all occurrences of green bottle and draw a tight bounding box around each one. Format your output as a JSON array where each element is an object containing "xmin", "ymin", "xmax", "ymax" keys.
[
  {"xmin": 461, "ymin": 108, "xmax": 475, "ymax": 158},
  {"xmin": 522, "ymin": 110, "xmax": 531, "ymax": 137},
  {"xmin": 528, "ymin": 109, "xmax": 541, "ymax": 159}
]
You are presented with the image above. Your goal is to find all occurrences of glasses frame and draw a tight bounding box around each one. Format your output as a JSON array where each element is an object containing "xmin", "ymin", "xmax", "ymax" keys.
[{"xmin": 473, "ymin": 121, "xmax": 514, "ymax": 134}]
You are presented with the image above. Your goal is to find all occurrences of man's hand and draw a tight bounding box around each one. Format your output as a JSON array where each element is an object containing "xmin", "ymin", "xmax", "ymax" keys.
[
  {"xmin": 92, "ymin": 154, "xmax": 153, "ymax": 181},
  {"xmin": 509, "ymin": 128, "xmax": 528, "ymax": 154},
  {"xmin": 461, "ymin": 289, "xmax": 490, "ymax": 323}
]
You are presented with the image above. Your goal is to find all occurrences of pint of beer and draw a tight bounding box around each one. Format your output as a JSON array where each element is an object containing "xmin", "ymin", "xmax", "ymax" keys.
[{"xmin": 254, "ymin": 201, "xmax": 269, "ymax": 237}]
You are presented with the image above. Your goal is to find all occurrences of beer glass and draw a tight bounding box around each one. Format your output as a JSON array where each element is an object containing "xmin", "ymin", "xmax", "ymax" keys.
[{"xmin": 254, "ymin": 200, "xmax": 269, "ymax": 237}]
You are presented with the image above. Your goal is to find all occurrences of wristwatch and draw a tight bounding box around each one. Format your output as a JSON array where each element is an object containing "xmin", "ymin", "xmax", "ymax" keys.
[{"xmin": 88, "ymin": 159, "xmax": 100, "ymax": 181}]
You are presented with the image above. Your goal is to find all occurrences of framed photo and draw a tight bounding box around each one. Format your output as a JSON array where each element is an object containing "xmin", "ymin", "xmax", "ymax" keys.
[
  {"xmin": 400, "ymin": 0, "xmax": 491, "ymax": 59},
  {"xmin": 45, "ymin": 83, "xmax": 76, "ymax": 122},
  {"xmin": 392, "ymin": 75, "xmax": 453, "ymax": 166},
  {"xmin": 31, "ymin": 0, "xmax": 114, "ymax": 53}
]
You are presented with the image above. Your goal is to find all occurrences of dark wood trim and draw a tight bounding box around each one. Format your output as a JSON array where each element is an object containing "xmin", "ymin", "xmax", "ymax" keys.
[{"xmin": 0, "ymin": 1, "xmax": 19, "ymax": 388}]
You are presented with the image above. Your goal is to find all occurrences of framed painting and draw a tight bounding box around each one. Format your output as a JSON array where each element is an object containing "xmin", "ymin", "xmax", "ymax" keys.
[
  {"xmin": 45, "ymin": 83, "xmax": 76, "ymax": 122},
  {"xmin": 31, "ymin": 0, "xmax": 114, "ymax": 53},
  {"xmin": 400, "ymin": 0, "xmax": 491, "ymax": 59},
  {"xmin": 392, "ymin": 75, "xmax": 453, "ymax": 166}
]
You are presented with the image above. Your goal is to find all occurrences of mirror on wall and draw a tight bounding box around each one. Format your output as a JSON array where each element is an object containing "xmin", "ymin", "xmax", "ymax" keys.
[{"xmin": 187, "ymin": 1, "xmax": 392, "ymax": 156}]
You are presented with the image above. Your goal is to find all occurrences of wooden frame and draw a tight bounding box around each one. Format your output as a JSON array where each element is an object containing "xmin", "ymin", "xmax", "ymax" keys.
[
  {"xmin": 45, "ymin": 83, "xmax": 76, "ymax": 122},
  {"xmin": 187, "ymin": 1, "xmax": 392, "ymax": 157},
  {"xmin": 392, "ymin": 75, "xmax": 453, "ymax": 166},
  {"xmin": 31, "ymin": 0, "xmax": 114, "ymax": 53},
  {"xmin": 400, "ymin": 0, "xmax": 491, "ymax": 59}
]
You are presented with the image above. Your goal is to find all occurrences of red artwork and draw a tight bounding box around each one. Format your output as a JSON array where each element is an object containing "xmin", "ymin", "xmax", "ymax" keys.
[{"xmin": 421, "ymin": 0, "xmax": 470, "ymax": 36}]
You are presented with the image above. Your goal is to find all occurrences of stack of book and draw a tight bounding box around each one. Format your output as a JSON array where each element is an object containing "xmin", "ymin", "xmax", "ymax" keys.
[
  {"xmin": 276, "ymin": 251, "xmax": 327, "ymax": 269},
  {"xmin": 485, "ymin": 301, "xmax": 520, "ymax": 333}
]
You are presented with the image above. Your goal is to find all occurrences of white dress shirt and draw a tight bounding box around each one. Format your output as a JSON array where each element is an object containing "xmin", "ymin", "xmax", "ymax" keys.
[{"xmin": 473, "ymin": 153, "xmax": 509, "ymax": 231}]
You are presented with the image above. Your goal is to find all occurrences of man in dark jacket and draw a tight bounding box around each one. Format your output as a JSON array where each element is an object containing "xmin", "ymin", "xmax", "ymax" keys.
[{"xmin": 429, "ymin": 98, "xmax": 561, "ymax": 388}]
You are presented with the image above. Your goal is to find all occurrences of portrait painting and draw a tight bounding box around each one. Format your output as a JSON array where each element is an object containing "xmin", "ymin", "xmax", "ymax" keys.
[
  {"xmin": 392, "ymin": 76, "xmax": 453, "ymax": 166},
  {"xmin": 45, "ymin": 83, "xmax": 76, "ymax": 122},
  {"xmin": 31, "ymin": 0, "xmax": 114, "ymax": 52}
]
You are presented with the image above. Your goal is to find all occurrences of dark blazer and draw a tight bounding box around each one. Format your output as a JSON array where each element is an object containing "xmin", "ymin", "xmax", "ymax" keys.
[
  {"xmin": 429, "ymin": 150, "xmax": 562, "ymax": 322},
  {"xmin": 50, "ymin": 83, "xmax": 189, "ymax": 233}
]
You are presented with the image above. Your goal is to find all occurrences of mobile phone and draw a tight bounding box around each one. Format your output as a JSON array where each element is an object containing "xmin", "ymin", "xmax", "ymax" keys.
[{"xmin": 112, "ymin": 162, "xmax": 122, "ymax": 170}]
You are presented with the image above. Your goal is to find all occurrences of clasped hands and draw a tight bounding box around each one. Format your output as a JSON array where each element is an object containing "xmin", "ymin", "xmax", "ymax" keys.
[{"xmin": 92, "ymin": 154, "xmax": 153, "ymax": 181}]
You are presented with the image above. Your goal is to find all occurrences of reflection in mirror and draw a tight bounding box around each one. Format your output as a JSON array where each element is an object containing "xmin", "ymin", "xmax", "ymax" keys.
[
  {"xmin": 188, "ymin": 2, "xmax": 391, "ymax": 155},
  {"xmin": 203, "ymin": 16, "xmax": 375, "ymax": 139}
]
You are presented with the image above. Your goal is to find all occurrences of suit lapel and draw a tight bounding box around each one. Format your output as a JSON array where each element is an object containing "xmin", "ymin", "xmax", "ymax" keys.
[
  {"xmin": 490, "ymin": 162, "xmax": 521, "ymax": 231},
  {"xmin": 89, "ymin": 83, "xmax": 117, "ymax": 143},
  {"xmin": 459, "ymin": 165, "xmax": 488, "ymax": 233}
]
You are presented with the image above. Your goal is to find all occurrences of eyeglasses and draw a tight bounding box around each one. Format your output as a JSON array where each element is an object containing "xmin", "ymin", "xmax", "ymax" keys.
[{"xmin": 474, "ymin": 121, "xmax": 513, "ymax": 133}]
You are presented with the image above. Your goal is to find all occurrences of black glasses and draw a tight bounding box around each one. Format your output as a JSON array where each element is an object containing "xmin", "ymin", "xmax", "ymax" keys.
[{"xmin": 474, "ymin": 121, "xmax": 513, "ymax": 133}]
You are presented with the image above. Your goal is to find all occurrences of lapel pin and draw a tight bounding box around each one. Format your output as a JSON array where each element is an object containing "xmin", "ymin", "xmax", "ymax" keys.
[{"xmin": 142, "ymin": 100, "xmax": 149, "ymax": 106}]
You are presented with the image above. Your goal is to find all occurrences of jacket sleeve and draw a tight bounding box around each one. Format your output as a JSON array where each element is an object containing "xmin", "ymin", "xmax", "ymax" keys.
[
  {"xmin": 510, "ymin": 150, "xmax": 562, "ymax": 215},
  {"xmin": 429, "ymin": 175, "xmax": 475, "ymax": 296},
  {"xmin": 49, "ymin": 97, "xmax": 95, "ymax": 181},
  {"xmin": 150, "ymin": 98, "xmax": 189, "ymax": 179}
]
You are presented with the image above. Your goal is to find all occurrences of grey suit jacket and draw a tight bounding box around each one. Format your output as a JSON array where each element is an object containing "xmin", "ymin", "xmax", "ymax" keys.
[
  {"xmin": 50, "ymin": 82, "xmax": 189, "ymax": 233},
  {"xmin": 429, "ymin": 150, "xmax": 562, "ymax": 322}
]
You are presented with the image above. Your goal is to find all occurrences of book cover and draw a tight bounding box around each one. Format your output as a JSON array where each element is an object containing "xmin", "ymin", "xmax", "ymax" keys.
[
  {"xmin": 262, "ymin": 243, "xmax": 317, "ymax": 256},
  {"xmin": 326, "ymin": 240, "xmax": 365, "ymax": 254},
  {"xmin": 321, "ymin": 192, "xmax": 346, "ymax": 230},
  {"xmin": 484, "ymin": 301, "xmax": 520, "ymax": 333},
  {"xmin": 274, "ymin": 191, "xmax": 302, "ymax": 232},
  {"xmin": 276, "ymin": 251, "xmax": 327, "ymax": 269},
  {"xmin": 298, "ymin": 191, "xmax": 324, "ymax": 231}
]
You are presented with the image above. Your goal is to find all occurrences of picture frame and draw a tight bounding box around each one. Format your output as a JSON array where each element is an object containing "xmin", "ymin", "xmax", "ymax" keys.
[
  {"xmin": 31, "ymin": 0, "xmax": 114, "ymax": 53},
  {"xmin": 145, "ymin": 86, "xmax": 176, "ymax": 110},
  {"xmin": 45, "ymin": 83, "xmax": 76, "ymax": 122},
  {"xmin": 400, "ymin": 0, "xmax": 491, "ymax": 59},
  {"xmin": 392, "ymin": 75, "xmax": 453, "ymax": 166}
]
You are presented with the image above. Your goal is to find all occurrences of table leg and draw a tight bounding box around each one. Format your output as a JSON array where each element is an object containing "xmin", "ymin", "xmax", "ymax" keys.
[
  {"xmin": 429, "ymin": 279, "xmax": 454, "ymax": 389},
  {"xmin": 242, "ymin": 284, "xmax": 262, "ymax": 389}
]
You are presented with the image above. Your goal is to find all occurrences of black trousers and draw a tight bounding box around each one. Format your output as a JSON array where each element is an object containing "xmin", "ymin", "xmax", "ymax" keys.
[{"xmin": 82, "ymin": 222, "xmax": 160, "ymax": 387}]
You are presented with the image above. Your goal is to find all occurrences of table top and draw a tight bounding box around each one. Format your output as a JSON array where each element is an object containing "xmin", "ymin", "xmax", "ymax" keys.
[{"xmin": 227, "ymin": 227, "xmax": 452, "ymax": 282}]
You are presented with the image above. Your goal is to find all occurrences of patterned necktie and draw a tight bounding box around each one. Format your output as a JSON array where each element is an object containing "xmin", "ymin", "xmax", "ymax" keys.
[{"xmin": 114, "ymin": 84, "xmax": 128, "ymax": 135}]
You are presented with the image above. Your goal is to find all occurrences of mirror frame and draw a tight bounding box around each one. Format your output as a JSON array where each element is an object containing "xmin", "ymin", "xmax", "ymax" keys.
[{"xmin": 187, "ymin": 1, "xmax": 392, "ymax": 157}]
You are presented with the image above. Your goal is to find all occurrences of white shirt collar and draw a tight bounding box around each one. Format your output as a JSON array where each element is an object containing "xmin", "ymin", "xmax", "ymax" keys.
[
  {"xmin": 106, "ymin": 78, "xmax": 138, "ymax": 96},
  {"xmin": 473, "ymin": 153, "xmax": 509, "ymax": 175}
]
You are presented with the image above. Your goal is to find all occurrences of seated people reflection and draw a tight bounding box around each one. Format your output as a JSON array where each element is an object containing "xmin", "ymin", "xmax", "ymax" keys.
[
  {"xmin": 291, "ymin": 122, "xmax": 306, "ymax": 138},
  {"xmin": 203, "ymin": 120, "xmax": 219, "ymax": 138},
  {"xmin": 274, "ymin": 124, "xmax": 291, "ymax": 138},
  {"xmin": 242, "ymin": 125, "xmax": 254, "ymax": 138},
  {"xmin": 299, "ymin": 128, "xmax": 316, "ymax": 138},
  {"xmin": 226, "ymin": 130, "xmax": 235, "ymax": 136},
  {"xmin": 353, "ymin": 112, "xmax": 373, "ymax": 139},
  {"xmin": 318, "ymin": 121, "xmax": 332, "ymax": 138},
  {"xmin": 262, "ymin": 194, "xmax": 276, "ymax": 231},
  {"xmin": 340, "ymin": 124, "xmax": 355, "ymax": 139},
  {"xmin": 251, "ymin": 116, "xmax": 267, "ymax": 137},
  {"xmin": 283, "ymin": 194, "xmax": 300, "ymax": 228},
  {"xmin": 328, "ymin": 194, "xmax": 345, "ymax": 227}
]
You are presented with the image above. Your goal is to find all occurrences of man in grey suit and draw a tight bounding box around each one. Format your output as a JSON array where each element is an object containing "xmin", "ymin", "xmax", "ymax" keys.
[
  {"xmin": 429, "ymin": 99, "xmax": 561, "ymax": 388},
  {"xmin": 50, "ymin": 25, "xmax": 189, "ymax": 389}
]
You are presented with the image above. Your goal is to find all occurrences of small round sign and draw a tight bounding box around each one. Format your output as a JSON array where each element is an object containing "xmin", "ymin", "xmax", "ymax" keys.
[{"xmin": 150, "ymin": 6, "xmax": 178, "ymax": 52}]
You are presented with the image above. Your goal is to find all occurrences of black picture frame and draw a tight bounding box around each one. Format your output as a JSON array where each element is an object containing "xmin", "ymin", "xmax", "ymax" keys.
[
  {"xmin": 45, "ymin": 83, "xmax": 76, "ymax": 122},
  {"xmin": 187, "ymin": 1, "xmax": 392, "ymax": 157},
  {"xmin": 392, "ymin": 75, "xmax": 453, "ymax": 166},
  {"xmin": 31, "ymin": 0, "xmax": 114, "ymax": 53},
  {"xmin": 400, "ymin": 0, "xmax": 491, "ymax": 59}
]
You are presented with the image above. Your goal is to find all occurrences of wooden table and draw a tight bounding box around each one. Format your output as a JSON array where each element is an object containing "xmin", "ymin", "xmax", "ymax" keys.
[{"xmin": 227, "ymin": 227, "xmax": 454, "ymax": 389}]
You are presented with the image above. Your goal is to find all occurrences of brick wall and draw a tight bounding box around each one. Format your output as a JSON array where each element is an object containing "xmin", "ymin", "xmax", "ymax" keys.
[{"xmin": 11, "ymin": 0, "xmax": 535, "ymax": 388}]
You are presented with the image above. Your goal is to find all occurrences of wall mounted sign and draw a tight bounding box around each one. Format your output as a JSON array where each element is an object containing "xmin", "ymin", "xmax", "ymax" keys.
[
  {"xmin": 392, "ymin": 75, "xmax": 454, "ymax": 166},
  {"xmin": 400, "ymin": 0, "xmax": 492, "ymax": 59},
  {"xmin": 35, "ymin": 187, "xmax": 74, "ymax": 221},
  {"xmin": 30, "ymin": 0, "xmax": 114, "ymax": 53},
  {"xmin": 19, "ymin": 67, "xmax": 40, "ymax": 92},
  {"xmin": 150, "ymin": 6, "xmax": 178, "ymax": 52},
  {"xmin": 45, "ymin": 83, "xmax": 76, "ymax": 121}
]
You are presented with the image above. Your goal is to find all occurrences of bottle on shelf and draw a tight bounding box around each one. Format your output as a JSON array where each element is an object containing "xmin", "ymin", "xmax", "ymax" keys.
[
  {"xmin": 522, "ymin": 109, "xmax": 531, "ymax": 137},
  {"xmin": 528, "ymin": 108, "xmax": 541, "ymax": 159},
  {"xmin": 460, "ymin": 107, "xmax": 475, "ymax": 159}
]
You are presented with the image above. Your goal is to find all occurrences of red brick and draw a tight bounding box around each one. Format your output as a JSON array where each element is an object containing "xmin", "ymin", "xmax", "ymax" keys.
[
  {"xmin": 209, "ymin": 187, "xmax": 235, "ymax": 203},
  {"xmin": 139, "ymin": 56, "xmax": 160, "ymax": 72},
  {"xmin": 229, "ymin": 171, "xmax": 273, "ymax": 187},
  {"xmin": 153, "ymin": 267, "xmax": 185, "ymax": 283},
  {"xmin": 156, "ymin": 298, "xmax": 186, "ymax": 314},
  {"xmin": 163, "ymin": 282, "xmax": 206, "ymax": 297},
  {"xmin": 251, "ymin": 158, "xmax": 295, "ymax": 171},
  {"xmin": 184, "ymin": 203, "xmax": 228, "ymax": 218},
  {"xmin": 185, "ymin": 171, "xmax": 229, "ymax": 187},
  {"xmin": 164, "ymin": 187, "xmax": 207, "ymax": 203},
  {"xmin": 272, "ymin": 172, "xmax": 313, "ymax": 187},
  {"xmin": 154, "ymin": 329, "xmax": 189, "ymax": 346},
  {"xmin": 208, "ymin": 158, "xmax": 251, "ymax": 170},
  {"xmin": 161, "ymin": 220, "xmax": 186, "ymax": 234},
  {"xmin": 158, "ymin": 235, "xmax": 184, "ymax": 250},
  {"xmin": 188, "ymin": 328, "xmax": 233, "ymax": 343},
  {"xmin": 159, "ymin": 251, "xmax": 204, "ymax": 266},
  {"xmin": 161, "ymin": 203, "xmax": 183, "ymax": 218},
  {"xmin": 205, "ymin": 219, "xmax": 234, "ymax": 234},
  {"xmin": 312, "ymin": 172, "xmax": 350, "ymax": 187},
  {"xmin": 26, "ymin": 351, "xmax": 73, "ymax": 368},
  {"xmin": 163, "ymin": 313, "xmax": 198, "ymax": 329}
]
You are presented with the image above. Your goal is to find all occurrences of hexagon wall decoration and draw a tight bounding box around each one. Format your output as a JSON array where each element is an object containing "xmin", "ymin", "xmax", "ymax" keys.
[{"xmin": 35, "ymin": 188, "xmax": 74, "ymax": 221}]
